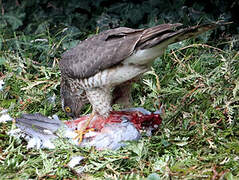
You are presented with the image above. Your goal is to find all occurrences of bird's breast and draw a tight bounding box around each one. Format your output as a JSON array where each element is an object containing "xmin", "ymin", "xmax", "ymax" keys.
[{"xmin": 76, "ymin": 64, "xmax": 148, "ymax": 89}]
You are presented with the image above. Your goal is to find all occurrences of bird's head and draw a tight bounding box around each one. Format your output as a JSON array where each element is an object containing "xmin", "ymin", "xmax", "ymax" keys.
[{"xmin": 60, "ymin": 80, "xmax": 88, "ymax": 119}]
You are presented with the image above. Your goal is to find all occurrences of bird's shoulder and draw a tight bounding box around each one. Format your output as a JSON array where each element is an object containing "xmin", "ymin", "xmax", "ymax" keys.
[{"xmin": 59, "ymin": 27, "xmax": 144, "ymax": 79}]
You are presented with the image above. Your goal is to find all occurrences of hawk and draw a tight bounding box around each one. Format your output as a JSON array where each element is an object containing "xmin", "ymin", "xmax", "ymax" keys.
[{"xmin": 59, "ymin": 22, "xmax": 218, "ymax": 128}]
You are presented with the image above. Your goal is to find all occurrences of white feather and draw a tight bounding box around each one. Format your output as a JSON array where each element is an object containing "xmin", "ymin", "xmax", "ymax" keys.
[{"xmin": 124, "ymin": 42, "xmax": 168, "ymax": 65}]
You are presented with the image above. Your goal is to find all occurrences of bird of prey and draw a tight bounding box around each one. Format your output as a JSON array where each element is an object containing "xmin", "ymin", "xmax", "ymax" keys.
[{"xmin": 59, "ymin": 22, "xmax": 219, "ymax": 139}]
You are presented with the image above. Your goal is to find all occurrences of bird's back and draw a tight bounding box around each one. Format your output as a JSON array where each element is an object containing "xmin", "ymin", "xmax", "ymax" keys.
[{"xmin": 60, "ymin": 23, "xmax": 217, "ymax": 80}]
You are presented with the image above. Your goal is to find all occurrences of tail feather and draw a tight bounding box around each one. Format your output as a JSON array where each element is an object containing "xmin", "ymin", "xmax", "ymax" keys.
[
  {"xmin": 139, "ymin": 23, "xmax": 182, "ymax": 44},
  {"xmin": 137, "ymin": 22, "xmax": 224, "ymax": 50},
  {"xmin": 16, "ymin": 113, "xmax": 64, "ymax": 134}
]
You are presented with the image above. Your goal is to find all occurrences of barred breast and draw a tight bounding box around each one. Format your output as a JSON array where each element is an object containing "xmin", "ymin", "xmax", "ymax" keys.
[{"xmin": 77, "ymin": 64, "xmax": 148, "ymax": 89}]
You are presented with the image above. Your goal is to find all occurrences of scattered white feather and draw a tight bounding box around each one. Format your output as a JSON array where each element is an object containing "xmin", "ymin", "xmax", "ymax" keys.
[
  {"xmin": 26, "ymin": 137, "xmax": 55, "ymax": 149},
  {"xmin": 9, "ymin": 128, "xmax": 56, "ymax": 149},
  {"xmin": 64, "ymin": 129, "xmax": 78, "ymax": 138},
  {"xmin": 8, "ymin": 128, "xmax": 24, "ymax": 138},
  {"xmin": 146, "ymin": 127, "xmax": 154, "ymax": 137},
  {"xmin": 41, "ymin": 139, "xmax": 55, "ymax": 149},
  {"xmin": 52, "ymin": 114, "xmax": 60, "ymax": 121},
  {"xmin": 27, "ymin": 137, "xmax": 41, "ymax": 149},
  {"xmin": 0, "ymin": 114, "xmax": 12, "ymax": 122},
  {"xmin": 63, "ymin": 129, "xmax": 79, "ymax": 145},
  {"xmin": 0, "ymin": 79, "xmax": 4, "ymax": 91},
  {"xmin": 47, "ymin": 94, "xmax": 56, "ymax": 104},
  {"xmin": 43, "ymin": 129, "xmax": 54, "ymax": 135},
  {"xmin": 75, "ymin": 167, "xmax": 85, "ymax": 175},
  {"xmin": 30, "ymin": 39, "xmax": 48, "ymax": 43},
  {"xmin": 68, "ymin": 156, "xmax": 84, "ymax": 168},
  {"xmin": 0, "ymin": 109, "xmax": 13, "ymax": 123}
]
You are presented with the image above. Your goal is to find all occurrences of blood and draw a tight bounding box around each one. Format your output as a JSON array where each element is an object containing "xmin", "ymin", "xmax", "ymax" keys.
[{"xmin": 64, "ymin": 110, "xmax": 162, "ymax": 131}]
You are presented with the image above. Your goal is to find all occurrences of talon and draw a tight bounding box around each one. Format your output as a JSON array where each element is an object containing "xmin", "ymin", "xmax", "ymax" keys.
[
  {"xmin": 73, "ymin": 131, "xmax": 84, "ymax": 144},
  {"xmin": 74, "ymin": 128, "xmax": 95, "ymax": 143},
  {"xmin": 73, "ymin": 112, "xmax": 95, "ymax": 144},
  {"xmin": 83, "ymin": 128, "xmax": 95, "ymax": 134}
]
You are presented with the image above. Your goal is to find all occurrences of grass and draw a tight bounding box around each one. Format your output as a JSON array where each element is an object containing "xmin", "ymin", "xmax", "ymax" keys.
[{"xmin": 0, "ymin": 27, "xmax": 239, "ymax": 179}]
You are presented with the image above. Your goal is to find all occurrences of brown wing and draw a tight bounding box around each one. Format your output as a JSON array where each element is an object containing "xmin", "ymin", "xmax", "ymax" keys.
[
  {"xmin": 59, "ymin": 24, "xmax": 182, "ymax": 79},
  {"xmin": 137, "ymin": 23, "xmax": 217, "ymax": 50}
]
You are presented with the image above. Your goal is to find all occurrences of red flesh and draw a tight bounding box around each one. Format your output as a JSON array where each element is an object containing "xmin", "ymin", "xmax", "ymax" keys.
[{"xmin": 64, "ymin": 111, "xmax": 162, "ymax": 131}]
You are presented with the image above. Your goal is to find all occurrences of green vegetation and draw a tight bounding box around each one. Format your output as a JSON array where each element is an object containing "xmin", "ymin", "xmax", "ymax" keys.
[{"xmin": 0, "ymin": 0, "xmax": 239, "ymax": 179}]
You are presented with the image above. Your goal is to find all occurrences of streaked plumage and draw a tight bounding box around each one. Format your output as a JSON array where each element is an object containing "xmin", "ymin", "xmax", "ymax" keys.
[{"xmin": 60, "ymin": 22, "xmax": 218, "ymax": 118}]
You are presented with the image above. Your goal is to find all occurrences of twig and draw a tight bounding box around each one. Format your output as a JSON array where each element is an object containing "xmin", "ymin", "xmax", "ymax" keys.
[
  {"xmin": 64, "ymin": 164, "xmax": 81, "ymax": 179},
  {"xmin": 27, "ymin": 58, "xmax": 41, "ymax": 65},
  {"xmin": 171, "ymin": 50, "xmax": 186, "ymax": 69},
  {"xmin": 172, "ymin": 43, "xmax": 226, "ymax": 53},
  {"xmin": 38, "ymin": 173, "xmax": 56, "ymax": 180},
  {"xmin": 181, "ymin": 84, "xmax": 204, "ymax": 105}
]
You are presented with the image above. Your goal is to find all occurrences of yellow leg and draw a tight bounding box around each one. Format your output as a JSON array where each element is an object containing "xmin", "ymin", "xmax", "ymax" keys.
[{"xmin": 73, "ymin": 111, "xmax": 95, "ymax": 144}]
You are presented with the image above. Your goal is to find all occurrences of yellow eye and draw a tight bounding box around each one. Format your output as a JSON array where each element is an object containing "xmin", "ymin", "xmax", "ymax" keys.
[{"xmin": 65, "ymin": 106, "xmax": 71, "ymax": 113}]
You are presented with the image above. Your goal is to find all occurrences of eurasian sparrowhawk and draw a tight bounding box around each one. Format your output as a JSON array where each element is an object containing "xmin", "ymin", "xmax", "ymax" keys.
[{"xmin": 59, "ymin": 23, "xmax": 218, "ymax": 119}]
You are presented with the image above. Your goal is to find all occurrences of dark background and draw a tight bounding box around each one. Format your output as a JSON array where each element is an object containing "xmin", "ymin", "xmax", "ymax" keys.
[
  {"xmin": 0, "ymin": 0, "xmax": 238, "ymax": 66},
  {"xmin": 1, "ymin": 0, "xmax": 238, "ymax": 35}
]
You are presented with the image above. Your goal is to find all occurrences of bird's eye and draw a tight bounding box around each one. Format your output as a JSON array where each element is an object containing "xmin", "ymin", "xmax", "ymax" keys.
[{"xmin": 65, "ymin": 106, "xmax": 71, "ymax": 112}]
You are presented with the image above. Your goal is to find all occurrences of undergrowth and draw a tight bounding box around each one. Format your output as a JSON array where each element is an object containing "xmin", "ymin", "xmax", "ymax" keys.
[{"xmin": 0, "ymin": 24, "xmax": 239, "ymax": 180}]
